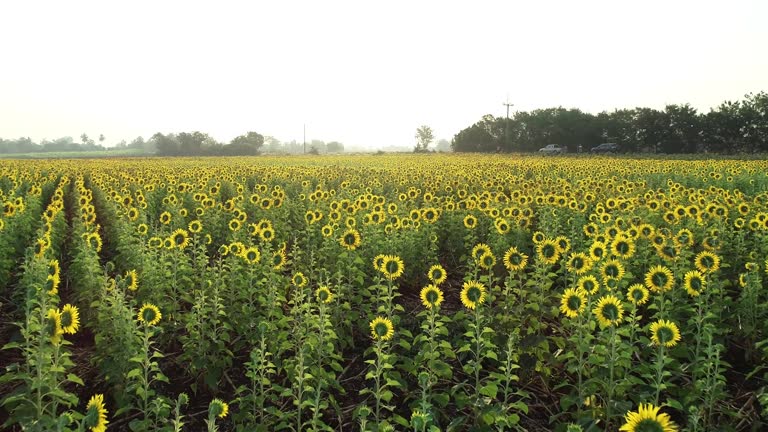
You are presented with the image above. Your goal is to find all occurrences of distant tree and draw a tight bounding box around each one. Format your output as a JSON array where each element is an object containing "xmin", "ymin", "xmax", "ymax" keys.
[
  {"xmin": 224, "ymin": 131, "xmax": 264, "ymax": 155},
  {"xmin": 435, "ymin": 139, "xmax": 451, "ymax": 152},
  {"xmin": 151, "ymin": 132, "xmax": 179, "ymax": 155},
  {"xmin": 128, "ymin": 136, "xmax": 145, "ymax": 149},
  {"xmin": 326, "ymin": 141, "xmax": 344, "ymax": 153},
  {"xmin": 99, "ymin": 134, "xmax": 106, "ymax": 146},
  {"xmin": 414, "ymin": 125, "xmax": 434, "ymax": 152}
]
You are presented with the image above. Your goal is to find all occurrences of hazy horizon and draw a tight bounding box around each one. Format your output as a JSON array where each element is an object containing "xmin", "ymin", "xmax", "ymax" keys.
[{"xmin": 2, "ymin": 0, "xmax": 767, "ymax": 149}]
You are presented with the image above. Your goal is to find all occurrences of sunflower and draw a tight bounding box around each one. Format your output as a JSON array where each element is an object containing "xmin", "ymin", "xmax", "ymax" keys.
[
  {"xmin": 138, "ymin": 303, "xmax": 162, "ymax": 326},
  {"xmin": 259, "ymin": 227, "xmax": 275, "ymax": 242},
  {"xmin": 315, "ymin": 286, "xmax": 334, "ymax": 304},
  {"xmin": 229, "ymin": 242, "xmax": 244, "ymax": 256},
  {"xmin": 83, "ymin": 394, "xmax": 109, "ymax": 432},
  {"xmin": 137, "ymin": 223, "xmax": 149, "ymax": 236},
  {"xmin": 460, "ymin": 280, "xmax": 487, "ymax": 310},
  {"xmin": 463, "ymin": 214, "xmax": 477, "ymax": 229},
  {"xmin": 272, "ymin": 249, "xmax": 287, "ymax": 270},
  {"xmin": 610, "ymin": 235, "xmax": 636, "ymax": 260},
  {"xmin": 531, "ymin": 231, "xmax": 546, "ymax": 244},
  {"xmin": 170, "ymin": 229, "xmax": 190, "ymax": 249},
  {"xmin": 477, "ymin": 251, "xmax": 496, "ymax": 270},
  {"xmin": 644, "ymin": 265, "xmax": 674, "ymax": 292},
  {"xmin": 649, "ymin": 319, "xmax": 682, "ymax": 348},
  {"xmin": 536, "ymin": 239, "xmax": 560, "ymax": 265},
  {"xmin": 577, "ymin": 275, "xmax": 600, "ymax": 295},
  {"xmin": 46, "ymin": 274, "xmax": 60, "ymax": 296},
  {"xmin": 373, "ymin": 254, "xmax": 387, "ymax": 272},
  {"xmin": 228, "ymin": 218, "xmax": 242, "ymax": 232},
  {"xmin": 420, "ymin": 284, "xmax": 444, "ymax": 309},
  {"xmin": 148, "ymin": 236, "xmax": 163, "ymax": 249},
  {"xmin": 242, "ymin": 247, "xmax": 261, "ymax": 264},
  {"xmin": 588, "ymin": 241, "xmax": 607, "ymax": 262},
  {"xmin": 339, "ymin": 228, "xmax": 361, "ymax": 250},
  {"xmin": 87, "ymin": 232, "xmax": 102, "ymax": 253},
  {"xmin": 209, "ymin": 398, "xmax": 229, "ymax": 419},
  {"xmin": 370, "ymin": 316, "xmax": 395, "ymax": 341},
  {"xmin": 188, "ymin": 220, "xmax": 203, "ymax": 233},
  {"xmin": 49, "ymin": 259, "xmax": 60, "ymax": 278},
  {"xmin": 321, "ymin": 224, "xmax": 334, "ymax": 237},
  {"xmin": 694, "ymin": 251, "xmax": 721, "ymax": 274},
  {"xmin": 627, "ymin": 284, "xmax": 650, "ymax": 306},
  {"xmin": 34, "ymin": 237, "xmax": 50, "ymax": 259},
  {"xmin": 45, "ymin": 308, "xmax": 64, "ymax": 345},
  {"xmin": 125, "ymin": 269, "xmax": 138, "ymax": 291},
  {"xmin": 427, "ymin": 264, "xmax": 447, "ymax": 285},
  {"xmin": 565, "ymin": 252, "xmax": 592, "ymax": 275},
  {"xmin": 683, "ymin": 270, "xmax": 705, "ymax": 297},
  {"xmin": 600, "ymin": 259, "xmax": 625, "ymax": 281},
  {"xmin": 159, "ymin": 211, "xmax": 172, "ymax": 225},
  {"xmin": 554, "ymin": 236, "xmax": 571, "ymax": 254},
  {"xmin": 60, "ymin": 304, "xmax": 80, "ymax": 334},
  {"xmin": 471, "ymin": 243, "xmax": 492, "ymax": 261},
  {"xmin": 593, "ymin": 295, "xmax": 624, "ymax": 327},
  {"xmin": 380, "ymin": 255, "xmax": 405, "ymax": 280},
  {"xmin": 503, "ymin": 246, "xmax": 528, "ymax": 272},
  {"xmin": 559, "ymin": 288, "xmax": 587, "ymax": 318},
  {"xmin": 619, "ymin": 403, "xmax": 678, "ymax": 432},
  {"xmin": 292, "ymin": 272, "xmax": 308, "ymax": 288}
]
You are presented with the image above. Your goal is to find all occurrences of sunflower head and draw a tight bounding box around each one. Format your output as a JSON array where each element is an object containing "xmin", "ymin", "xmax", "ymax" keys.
[
  {"xmin": 420, "ymin": 284, "xmax": 444, "ymax": 309},
  {"xmin": 84, "ymin": 394, "xmax": 109, "ymax": 432},
  {"xmin": 171, "ymin": 229, "xmax": 190, "ymax": 249},
  {"xmin": 601, "ymin": 259, "xmax": 625, "ymax": 281},
  {"xmin": 60, "ymin": 304, "xmax": 80, "ymax": 335},
  {"xmin": 125, "ymin": 269, "xmax": 139, "ymax": 291},
  {"xmin": 272, "ymin": 249, "xmax": 287, "ymax": 270},
  {"xmin": 566, "ymin": 252, "xmax": 592, "ymax": 275},
  {"xmin": 339, "ymin": 228, "xmax": 361, "ymax": 250},
  {"xmin": 578, "ymin": 275, "xmax": 600, "ymax": 295},
  {"xmin": 292, "ymin": 272, "xmax": 307, "ymax": 288},
  {"xmin": 645, "ymin": 265, "xmax": 674, "ymax": 292},
  {"xmin": 627, "ymin": 284, "xmax": 650, "ymax": 306},
  {"xmin": 619, "ymin": 403, "xmax": 678, "ymax": 432},
  {"xmin": 138, "ymin": 303, "xmax": 162, "ymax": 326},
  {"xmin": 536, "ymin": 239, "xmax": 560, "ymax": 265},
  {"xmin": 559, "ymin": 288, "xmax": 587, "ymax": 319},
  {"xmin": 593, "ymin": 295, "xmax": 624, "ymax": 328},
  {"xmin": 649, "ymin": 319, "xmax": 682, "ymax": 348},
  {"xmin": 503, "ymin": 247, "xmax": 528, "ymax": 272},
  {"xmin": 683, "ymin": 270, "xmax": 705, "ymax": 297},
  {"xmin": 243, "ymin": 247, "xmax": 261, "ymax": 265},
  {"xmin": 460, "ymin": 280, "xmax": 487, "ymax": 310},
  {"xmin": 477, "ymin": 251, "xmax": 496, "ymax": 270},
  {"xmin": 315, "ymin": 286, "xmax": 334, "ymax": 304},
  {"xmin": 694, "ymin": 251, "xmax": 721, "ymax": 274},
  {"xmin": 427, "ymin": 264, "xmax": 447, "ymax": 285},
  {"xmin": 380, "ymin": 255, "xmax": 405, "ymax": 280},
  {"xmin": 46, "ymin": 274, "xmax": 60, "ymax": 296},
  {"xmin": 45, "ymin": 308, "xmax": 64, "ymax": 345},
  {"xmin": 370, "ymin": 316, "xmax": 395, "ymax": 341},
  {"xmin": 208, "ymin": 398, "xmax": 229, "ymax": 419}
]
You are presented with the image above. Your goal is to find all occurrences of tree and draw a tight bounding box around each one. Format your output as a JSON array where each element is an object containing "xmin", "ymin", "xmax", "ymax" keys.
[
  {"xmin": 326, "ymin": 141, "xmax": 344, "ymax": 153},
  {"xmin": 435, "ymin": 139, "xmax": 451, "ymax": 152},
  {"xmin": 99, "ymin": 134, "xmax": 106, "ymax": 146},
  {"xmin": 414, "ymin": 125, "xmax": 434, "ymax": 152},
  {"xmin": 225, "ymin": 131, "xmax": 264, "ymax": 155}
]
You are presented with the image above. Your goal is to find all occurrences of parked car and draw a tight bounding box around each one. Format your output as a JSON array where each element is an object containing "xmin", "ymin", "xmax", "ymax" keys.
[
  {"xmin": 538, "ymin": 144, "xmax": 566, "ymax": 154},
  {"xmin": 591, "ymin": 143, "xmax": 619, "ymax": 154}
]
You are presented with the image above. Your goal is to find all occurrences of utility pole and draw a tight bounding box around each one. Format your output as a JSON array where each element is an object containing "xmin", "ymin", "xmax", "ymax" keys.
[
  {"xmin": 303, "ymin": 123, "xmax": 306, "ymax": 154},
  {"xmin": 503, "ymin": 97, "xmax": 514, "ymax": 152}
]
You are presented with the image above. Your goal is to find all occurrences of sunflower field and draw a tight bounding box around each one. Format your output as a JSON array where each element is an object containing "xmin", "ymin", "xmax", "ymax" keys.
[{"xmin": 1, "ymin": 154, "xmax": 768, "ymax": 432}]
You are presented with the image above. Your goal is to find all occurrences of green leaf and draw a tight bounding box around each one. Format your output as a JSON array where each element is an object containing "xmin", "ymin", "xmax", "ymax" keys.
[
  {"xmin": 479, "ymin": 383, "xmax": 498, "ymax": 398},
  {"xmin": 66, "ymin": 373, "xmax": 84, "ymax": 386}
]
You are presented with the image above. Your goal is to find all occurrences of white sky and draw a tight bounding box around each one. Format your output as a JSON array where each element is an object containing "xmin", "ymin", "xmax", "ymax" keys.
[{"xmin": 1, "ymin": 0, "xmax": 766, "ymax": 149}]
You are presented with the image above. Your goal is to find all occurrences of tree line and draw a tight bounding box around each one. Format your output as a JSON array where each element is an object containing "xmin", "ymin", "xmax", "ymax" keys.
[
  {"xmin": 451, "ymin": 91, "xmax": 768, "ymax": 154},
  {"xmin": 0, "ymin": 131, "xmax": 345, "ymax": 156}
]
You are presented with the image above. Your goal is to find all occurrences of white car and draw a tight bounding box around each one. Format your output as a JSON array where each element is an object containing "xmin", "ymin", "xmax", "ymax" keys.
[{"xmin": 538, "ymin": 144, "xmax": 566, "ymax": 154}]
